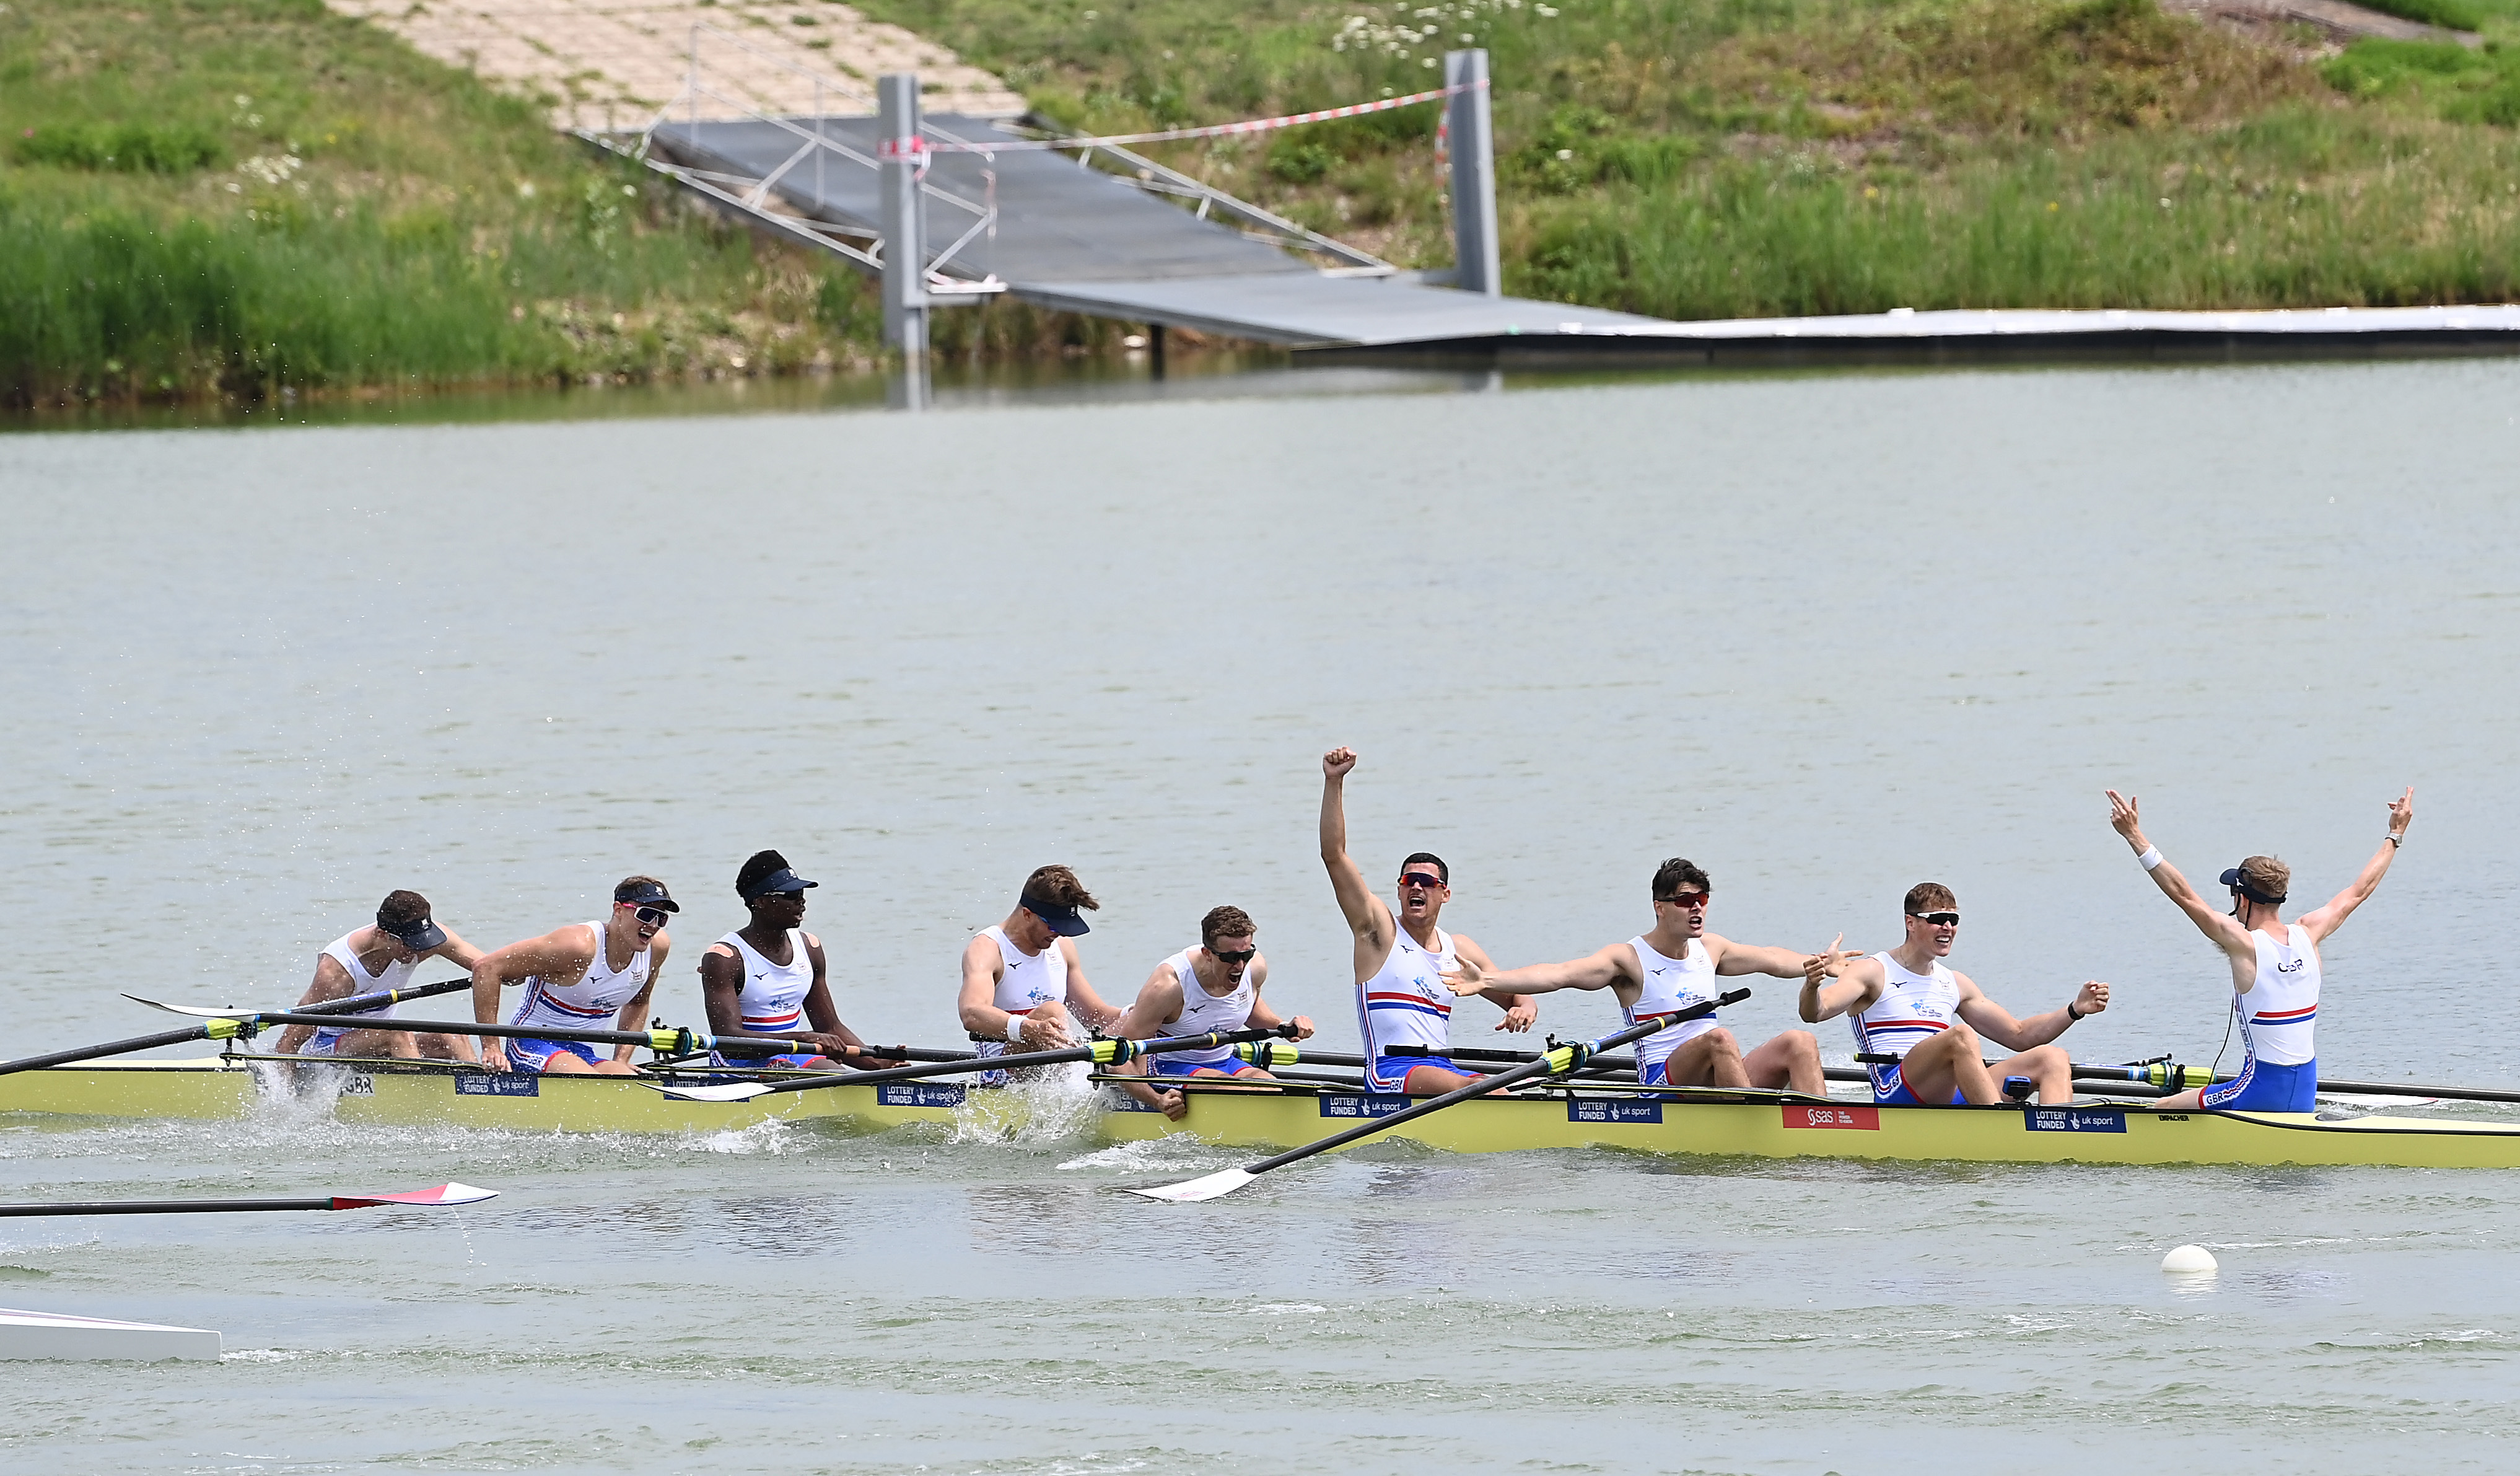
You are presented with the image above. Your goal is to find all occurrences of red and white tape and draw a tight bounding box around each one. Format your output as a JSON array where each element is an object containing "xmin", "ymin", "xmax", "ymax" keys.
[{"xmin": 918, "ymin": 78, "xmax": 1484, "ymax": 154}]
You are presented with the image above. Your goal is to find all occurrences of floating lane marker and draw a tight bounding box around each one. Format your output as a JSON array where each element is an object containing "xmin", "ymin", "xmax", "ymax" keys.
[{"xmin": 2161, "ymin": 1245, "xmax": 2218, "ymax": 1275}]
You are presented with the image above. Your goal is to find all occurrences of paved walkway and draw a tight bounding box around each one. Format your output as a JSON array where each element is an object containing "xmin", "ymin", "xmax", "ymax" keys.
[{"xmin": 327, "ymin": 0, "xmax": 1026, "ymax": 131}]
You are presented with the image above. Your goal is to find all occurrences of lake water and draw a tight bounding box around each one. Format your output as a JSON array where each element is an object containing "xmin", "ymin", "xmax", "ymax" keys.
[{"xmin": 5, "ymin": 358, "xmax": 2519, "ymax": 1472}]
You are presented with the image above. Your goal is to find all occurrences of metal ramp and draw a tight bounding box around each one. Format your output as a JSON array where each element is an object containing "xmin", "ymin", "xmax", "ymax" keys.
[{"xmin": 597, "ymin": 35, "xmax": 1665, "ymax": 349}]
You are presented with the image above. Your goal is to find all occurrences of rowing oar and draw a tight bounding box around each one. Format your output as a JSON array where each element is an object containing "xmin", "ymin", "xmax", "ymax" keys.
[
  {"xmin": 1128, "ymin": 990, "xmax": 1751, "ymax": 1204},
  {"xmin": 123, "ymin": 992, "xmax": 952, "ymax": 1066},
  {"xmin": 0, "ymin": 1183, "xmax": 497, "ymax": 1218},
  {"xmin": 649, "ymin": 1024, "xmax": 1300, "ymax": 1103},
  {"xmin": 204, "ymin": 1011, "xmax": 847, "ymax": 1060},
  {"xmin": 0, "ymin": 978, "xmax": 484, "ymax": 1079}
]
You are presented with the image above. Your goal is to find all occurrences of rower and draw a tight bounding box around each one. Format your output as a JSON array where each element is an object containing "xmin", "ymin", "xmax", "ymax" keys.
[
  {"xmin": 276, "ymin": 890, "xmax": 483, "ymax": 1061},
  {"xmin": 1444, "ymin": 858, "xmax": 1827, "ymax": 1096},
  {"xmin": 1319, "ymin": 745, "xmax": 1535, "ymax": 1096},
  {"xmin": 956, "ymin": 865, "xmax": 1124, "ymax": 1083},
  {"xmin": 698, "ymin": 851, "xmax": 899, "ymax": 1070},
  {"xmin": 1107, "ymin": 905, "xmax": 1316, "ymax": 1121},
  {"xmin": 469, "ymin": 876, "xmax": 677, "ymax": 1075},
  {"xmin": 1799, "ymin": 884, "xmax": 2107, "ymax": 1106},
  {"xmin": 2106, "ymin": 786, "xmax": 2413, "ymax": 1112}
]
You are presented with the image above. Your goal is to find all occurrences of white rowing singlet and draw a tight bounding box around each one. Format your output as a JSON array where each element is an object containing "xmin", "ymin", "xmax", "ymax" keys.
[
  {"xmin": 720, "ymin": 929, "xmax": 813, "ymax": 1034},
  {"xmin": 1624, "ymin": 935, "xmax": 1720, "ymax": 1079},
  {"xmin": 1849, "ymin": 952, "xmax": 1961, "ymax": 1096},
  {"xmin": 2235, "ymin": 924, "xmax": 2319, "ymax": 1067},
  {"xmin": 1358, "ymin": 922, "xmax": 1455, "ymax": 1059},
  {"xmin": 983, "ymin": 925, "xmax": 1069, "ymax": 1015},
  {"xmin": 1158, "ymin": 947, "xmax": 1255, "ymax": 1066},
  {"xmin": 510, "ymin": 923, "xmax": 652, "ymax": 1034},
  {"xmin": 302, "ymin": 931, "xmax": 419, "ymax": 1053}
]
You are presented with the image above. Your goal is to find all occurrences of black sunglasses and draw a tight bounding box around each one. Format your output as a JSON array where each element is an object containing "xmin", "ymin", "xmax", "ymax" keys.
[
  {"xmin": 1908, "ymin": 910, "xmax": 1961, "ymax": 927},
  {"xmin": 1657, "ymin": 890, "xmax": 1711, "ymax": 908},
  {"xmin": 758, "ymin": 890, "xmax": 807, "ymax": 903},
  {"xmin": 1209, "ymin": 946, "xmax": 1257, "ymax": 964}
]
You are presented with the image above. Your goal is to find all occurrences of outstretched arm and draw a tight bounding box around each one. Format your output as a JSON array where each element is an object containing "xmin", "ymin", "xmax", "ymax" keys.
[
  {"xmin": 2299, "ymin": 788, "xmax": 2413, "ymax": 946},
  {"xmin": 1319, "ymin": 747, "xmax": 1385, "ymax": 943},
  {"xmin": 1709, "ymin": 935, "xmax": 1834, "ymax": 978},
  {"xmin": 2106, "ymin": 790, "xmax": 2252, "ymax": 960},
  {"xmin": 1446, "ymin": 942, "xmax": 1630, "ymax": 998}
]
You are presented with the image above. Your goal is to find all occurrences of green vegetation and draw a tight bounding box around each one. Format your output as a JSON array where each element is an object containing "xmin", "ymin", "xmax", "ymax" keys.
[
  {"xmin": 2348, "ymin": 0, "xmax": 2520, "ymax": 33},
  {"xmin": 856, "ymin": 0, "xmax": 2520, "ymax": 315},
  {"xmin": 0, "ymin": 0, "xmax": 898, "ymax": 406}
]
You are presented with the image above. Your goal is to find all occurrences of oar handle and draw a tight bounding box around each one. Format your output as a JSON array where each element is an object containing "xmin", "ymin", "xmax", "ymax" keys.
[
  {"xmin": 243, "ymin": 1011, "xmax": 705, "ymax": 1053},
  {"xmin": 1236, "ymin": 991, "xmax": 1749, "ymax": 1176}
]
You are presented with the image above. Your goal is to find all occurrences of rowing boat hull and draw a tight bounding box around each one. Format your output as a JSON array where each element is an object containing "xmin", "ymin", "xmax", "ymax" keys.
[{"xmin": 6, "ymin": 1059, "xmax": 2520, "ymax": 1167}]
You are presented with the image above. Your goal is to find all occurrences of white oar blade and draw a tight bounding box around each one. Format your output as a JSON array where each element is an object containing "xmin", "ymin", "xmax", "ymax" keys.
[
  {"xmin": 1127, "ymin": 1168, "xmax": 1258, "ymax": 1203},
  {"xmin": 121, "ymin": 994, "xmax": 245, "ymax": 1019},
  {"xmin": 646, "ymin": 1080, "xmax": 773, "ymax": 1102},
  {"xmin": 338, "ymin": 1182, "xmax": 499, "ymax": 1209}
]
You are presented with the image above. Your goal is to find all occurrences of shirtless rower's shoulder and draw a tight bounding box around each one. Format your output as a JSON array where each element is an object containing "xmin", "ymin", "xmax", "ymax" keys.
[
  {"xmin": 278, "ymin": 890, "xmax": 484, "ymax": 1061},
  {"xmin": 2106, "ymin": 786, "xmax": 2412, "ymax": 1112},
  {"xmin": 470, "ymin": 876, "xmax": 678, "ymax": 1076},
  {"xmin": 1800, "ymin": 882, "xmax": 2107, "ymax": 1107},
  {"xmin": 1319, "ymin": 745, "xmax": 1534, "ymax": 1097},
  {"xmin": 1452, "ymin": 857, "xmax": 1827, "ymax": 1096},
  {"xmin": 1108, "ymin": 905, "xmax": 1316, "ymax": 1121},
  {"xmin": 956, "ymin": 866, "xmax": 1124, "ymax": 1074},
  {"xmin": 698, "ymin": 850, "xmax": 898, "ymax": 1071}
]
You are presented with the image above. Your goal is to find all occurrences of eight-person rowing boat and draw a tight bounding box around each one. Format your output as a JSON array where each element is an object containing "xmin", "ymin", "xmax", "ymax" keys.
[{"xmin": 4, "ymin": 760, "xmax": 2509, "ymax": 1172}]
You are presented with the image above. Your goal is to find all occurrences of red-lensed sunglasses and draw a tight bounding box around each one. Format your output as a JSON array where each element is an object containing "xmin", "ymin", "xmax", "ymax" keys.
[{"xmin": 1397, "ymin": 872, "xmax": 1446, "ymax": 890}]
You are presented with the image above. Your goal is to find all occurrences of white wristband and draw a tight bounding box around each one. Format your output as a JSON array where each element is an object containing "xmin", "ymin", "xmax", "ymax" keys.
[
  {"xmin": 2137, "ymin": 846, "xmax": 2164, "ymax": 871},
  {"xmin": 1006, "ymin": 1014, "xmax": 1025, "ymax": 1044}
]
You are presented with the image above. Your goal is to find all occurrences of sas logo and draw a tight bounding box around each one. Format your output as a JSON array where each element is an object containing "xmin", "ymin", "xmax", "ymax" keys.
[{"xmin": 1782, "ymin": 1105, "xmax": 1880, "ymax": 1131}]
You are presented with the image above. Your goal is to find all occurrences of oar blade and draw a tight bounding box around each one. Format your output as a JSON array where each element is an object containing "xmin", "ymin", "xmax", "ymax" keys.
[
  {"xmin": 1127, "ymin": 1167, "xmax": 1258, "ymax": 1203},
  {"xmin": 645, "ymin": 1080, "xmax": 773, "ymax": 1103},
  {"xmin": 331, "ymin": 1182, "xmax": 499, "ymax": 1210},
  {"xmin": 120, "ymin": 993, "xmax": 244, "ymax": 1019}
]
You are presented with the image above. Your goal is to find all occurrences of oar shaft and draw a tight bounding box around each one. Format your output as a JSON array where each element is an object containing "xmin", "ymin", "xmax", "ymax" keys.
[
  {"xmin": 0, "ymin": 1024, "xmax": 213, "ymax": 1077},
  {"xmin": 2316, "ymin": 1078, "xmax": 2520, "ymax": 1104},
  {"xmin": 291, "ymin": 974, "xmax": 473, "ymax": 1019},
  {"xmin": 0, "ymin": 1197, "xmax": 336, "ymax": 1217}
]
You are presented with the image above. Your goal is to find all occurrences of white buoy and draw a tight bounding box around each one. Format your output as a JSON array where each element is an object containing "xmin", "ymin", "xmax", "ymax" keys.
[
  {"xmin": 2161, "ymin": 1245, "xmax": 2218, "ymax": 1275},
  {"xmin": 0, "ymin": 1307, "xmax": 221, "ymax": 1361}
]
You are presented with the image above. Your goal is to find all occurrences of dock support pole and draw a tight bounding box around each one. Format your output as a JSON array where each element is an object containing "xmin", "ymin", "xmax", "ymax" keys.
[
  {"xmin": 1444, "ymin": 50, "xmax": 1500, "ymax": 297},
  {"xmin": 879, "ymin": 72, "xmax": 928, "ymax": 361}
]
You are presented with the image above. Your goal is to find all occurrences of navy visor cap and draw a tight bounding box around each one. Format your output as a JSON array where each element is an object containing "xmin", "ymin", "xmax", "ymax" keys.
[
  {"xmin": 1022, "ymin": 892, "xmax": 1092, "ymax": 937},
  {"xmin": 615, "ymin": 879, "xmax": 682, "ymax": 913},
  {"xmin": 742, "ymin": 868, "xmax": 820, "ymax": 900},
  {"xmin": 2219, "ymin": 868, "xmax": 2285, "ymax": 906},
  {"xmin": 381, "ymin": 910, "xmax": 447, "ymax": 951}
]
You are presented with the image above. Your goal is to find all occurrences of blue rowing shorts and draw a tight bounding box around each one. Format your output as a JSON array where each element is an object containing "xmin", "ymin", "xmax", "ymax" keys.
[
  {"xmin": 1367, "ymin": 1055, "xmax": 1463, "ymax": 1092},
  {"xmin": 2202, "ymin": 1056, "xmax": 2317, "ymax": 1112},
  {"xmin": 1872, "ymin": 1062, "xmax": 1967, "ymax": 1107},
  {"xmin": 1151, "ymin": 1056, "xmax": 1261, "ymax": 1079},
  {"xmin": 507, "ymin": 1038, "xmax": 601, "ymax": 1073}
]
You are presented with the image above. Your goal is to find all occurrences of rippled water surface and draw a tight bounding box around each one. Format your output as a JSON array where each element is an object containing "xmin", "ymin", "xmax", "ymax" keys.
[{"xmin": 6, "ymin": 360, "xmax": 2520, "ymax": 1472}]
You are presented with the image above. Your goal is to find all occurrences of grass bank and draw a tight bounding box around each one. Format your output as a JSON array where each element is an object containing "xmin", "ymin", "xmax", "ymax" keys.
[
  {"xmin": 0, "ymin": 0, "xmax": 1126, "ymax": 406},
  {"xmin": 855, "ymin": 0, "xmax": 2520, "ymax": 315}
]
